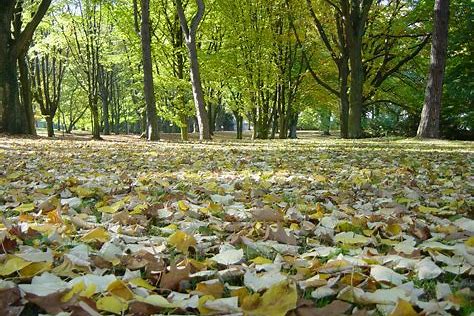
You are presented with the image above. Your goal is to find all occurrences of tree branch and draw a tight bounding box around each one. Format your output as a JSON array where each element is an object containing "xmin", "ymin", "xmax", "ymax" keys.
[
  {"xmin": 12, "ymin": 0, "xmax": 52, "ymax": 58},
  {"xmin": 306, "ymin": 0, "xmax": 338, "ymax": 63}
]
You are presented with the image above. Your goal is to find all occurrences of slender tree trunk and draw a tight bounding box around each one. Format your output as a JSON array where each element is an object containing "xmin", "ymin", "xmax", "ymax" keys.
[
  {"xmin": 289, "ymin": 112, "xmax": 298, "ymax": 139},
  {"xmin": 417, "ymin": 0, "xmax": 449, "ymax": 138},
  {"xmin": 18, "ymin": 54, "xmax": 36, "ymax": 135},
  {"xmin": 321, "ymin": 109, "xmax": 331, "ymax": 135},
  {"xmin": 140, "ymin": 0, "xmax": 160, "ymax": 141},
  {"xmin": 251, "ymin": 108, "xmax": 257, "ymax": 139},
  {"xmin": 46, "ymin": 115, "xmax": 54, "ymax": 137},
  {"xmin": 340, "ymin": 56, "xmax": 349, "ymax": 138},
  {"xmin": 100, "ymin": 71, "xmax": 111, "ymax": 135},
  {"xmin": 187, "ymin": 39, "xmax": 210, "ymax": 140},
  {"xmin": 348, "ymin": 42, "xmax": 364, "ymax": 139},
  {"xmin": 91, "ymin": 102, "xmax": 101, "ymax": 140},
  {"xmin": 176, "ymin": 0, "xmax": 210, "ymax": 140},
  {"xmin": 180, "ymin": 114, "xmax": 188, "ymax": 141}
]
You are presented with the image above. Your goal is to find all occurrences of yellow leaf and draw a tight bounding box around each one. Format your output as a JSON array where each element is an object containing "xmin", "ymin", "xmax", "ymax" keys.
[
  {"xmin": 250, "ymin": 256, "xmax": 273, "ymax": 265},
  {"xmin": 97, "ymin": 205, "xmax": 117, "ymax": 213},
  {"xmin": 19, "ymin": 261, "xmax": 52, "ymax": 277},
  {"xmin": 230, "ymin": 287, "xmax": 250, "ymax": 305},
  {"xmin": 96, "ymin": 296, "xmax": 128, "ymax": 315},
  {"xmin": 61, "ymin": 281, "xmax": 86, "ymax": 302},
  {"xmin": 14, "ymin": 203, "xmax": 35, "ymax": 213},
  {"xmin": 242, "ymin": 281, "xmax": 297, "ymax": 316},
  {"xmin": 418, "ymin": 205, "xmax": 438, "ymax": 214},
  {"xmin": 81, "ymin": 283, "xmax": 96, "ymax": 298},
  {"xmin": 0, "ymin": 256, "xmax": 32, "ymax": 276},
  {"xmin": 177, "ymin": 200, "xmax": 189, "ymax": 212},
  {"xmin": 197, "ymin": 295, "xmax": 216, "ymax": 315},
  {"xmin": 130, "ymin": 204, "xmax": 147, "ymax": 215},
  {"xmin": 202, "ymin": 202, "xmax": 222, "ymax": 214},
  {"xmin": 389, "ymin": 299, "xmax": 418, "ymax": 316},
  {"xmin": 107, "ymin": 280, "xmax": 134, "ymax": 300},
  {"xmin": 289, "ymin": 223, "xmax": 300, "ymax": 231},
  {"xmin": 52, "ymin": 259, "xmax": 79, "ymax": 278},
  {"xmin": 163, "ymin": 223, "xmax": 178, "ymax": 231},
  {"xmin": 136, "ymin": 295, "xmax": 177, "ymax": 308},
  {"xmin": 7, "ymin": 171, "xmax": 22, "ymax": 180},
  {"xmin": 73, "ymin": 186, "xmax": 96, "ymax": 198},
  {"xmin": 386, "ymin": 224, "xmax": 402, "ymax": 236},
  {"xmin": 334, "ymin": 232, "xmax": 370, "ymax": 245},
  {"xmin": 314, "ymin": 175, "xmax": 327, "ymax": 182},
  {"xmin": 98, "ymin": 200, "xmax": 125, "ymax": 214},
  {"xmin": 168, "ymin": 230, "xmax": 196, "ymax": 254},
  {"xmin": 465, "ymin": 236, "xmax": 474, "ymax": 248},
  {"xmin": 80, "ymin": 227, "xmax": 110, "ymax": 243},
  {"xmin": 196, "ymin": 280, "xmax": 224, "ymax": 298},
  {"xmin": 129, "ymin": 277, "xmax": 156, "ymax": 290},
  {"xmin": 188, "ymin": 258, "xmax": 209, "ymax": 270}
]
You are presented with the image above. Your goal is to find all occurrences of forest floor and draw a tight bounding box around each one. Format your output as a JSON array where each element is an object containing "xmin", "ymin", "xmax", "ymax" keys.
[{"xmin": 0, "ymin": 134, "xmax": 473, "ymax": 316}]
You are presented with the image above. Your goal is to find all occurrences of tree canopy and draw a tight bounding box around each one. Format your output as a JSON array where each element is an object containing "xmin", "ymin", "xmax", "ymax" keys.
[{"xmin": 0, "ymin": 0, "xmax": 471, "ymax": 139}]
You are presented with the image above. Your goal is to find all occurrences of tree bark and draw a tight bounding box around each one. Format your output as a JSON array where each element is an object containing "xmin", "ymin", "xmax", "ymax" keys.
[
  {"xmin": 0, "ymin": 0, "xmax": 51, "ymax": 135},
  {"xmin": 343, "ymin": 0, "xmax": 372, "ymax": 139},
  {"xmin": 288, "ymin": 112, "xmax": 298, "ymax": 139},
  {"xmin": 180, "ymin": 114, "xmax": 188, "ymax": 141},
  {"xmin": 339, "ymin": 43, "xmax": 350, "ymax": 138},
  {"xmin": 176, "ymin": 0, "xmax": 210, "ymax": 140},
  {"xmin": 140, "ymin": 0, "xmax": 160, "ymax": 141},
  {"xmin": 417, "ymin": 0, "xmax": 449, "ymax": 138},
  {"xmin": 18, "ymin": 53, "xmax": 36, "ymax": 135},
  {"xmin": 45, "ymin": 115, "xmax": 54, "ymax": 137}
]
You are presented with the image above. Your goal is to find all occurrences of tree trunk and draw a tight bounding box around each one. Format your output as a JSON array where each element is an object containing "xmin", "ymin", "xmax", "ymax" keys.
[
  {"xmin": 46, "ymin": 115, "xmax": 54, "ymax": 137},
  {"xmin": 180, "ymin": 115, "xmax": 188, "ymax": 141},
  {"xmin": 288, "ymin": 112, "xmax": 298, "ymax": 139},
  {"xmin": 0, "ymin": 0, "xmax": 51, "ymax": 135},
  {"xmin": 321, "ymin": 109, "xmax": 331, "ymax": 135},
  {"xmin": 18, "ymin": 54, "xmax": 36, "ymax": 135},
  {"xmin": 348, "ymin": 44, "xmax": 364, "ymax": 139},
  {"xmin": 340, "ymin": 56, "xmax": 349, "ymax": 138},
  {"xmin": 91, "ymin": 103, "xmax": 101, "ymax": 140},
  {"xmin": 176, "ymin": 0, "xmax": 210, "ymax": 141},
  {"xmin": 343, "ymin": 0, "xmax": 372, "ymax": 139},
  {"xmin": 140, "ymin": 0, "xmax": 160, "ymax": 141},
  {"xmin": 100, "ymin": 78, "xmax": 111, "ymax": 135},
  {"xmin": 187, "ymin": 40, "xmax": 210, "ymax": 140},
  {"xmin": 208, "ymin": 102, "xmax": 214, "ymax": 135},
  {"xmin": 417, "ymin": 0, "xmax": 449, "ymax": 138}
]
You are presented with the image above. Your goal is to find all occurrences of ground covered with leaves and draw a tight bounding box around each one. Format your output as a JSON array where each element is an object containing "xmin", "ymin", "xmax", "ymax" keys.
[{"xmin": 0, "ymin": 134, "xmax": 473, "ymax": 316}]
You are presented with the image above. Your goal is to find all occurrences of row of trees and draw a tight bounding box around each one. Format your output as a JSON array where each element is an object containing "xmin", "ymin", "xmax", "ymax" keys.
[{"xmin": 0, "ymin": 0, "xmax": 470, "ymax": 140}]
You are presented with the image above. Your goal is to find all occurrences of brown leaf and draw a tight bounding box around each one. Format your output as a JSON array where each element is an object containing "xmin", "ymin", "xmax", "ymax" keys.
[
  {"xmin": 0, "ymin": 287, "xmax": 23, "ymax": 316},
  {"xmin": 121, "ymin": 250, "xmax": 165, "ymax": 273},
  {"xmin": 25, "ymin": 290, "xmax": 69, "ymax": 314},
  {"xmin": 410, "ymin": 223, "xmax": 431, "ymax": 241},
  {"xmin": 251, "ymin": 207, "xmax": 284, "ymax": 222},
  {"xmin": 0, "ymin": 236, "xmax": 18, "ymax": 254},
  {"xmin": 294, "ymin": 300, "xmax": 351, "ymax": 316},
  {"xmin": 128, "ymin": 301, "xmax": 162, "ymax": 316},
  {"xmin": 159, "ymin": 261, "xmax": 190, "ymax": 291},
  {"xmin": 264, "ymin": 223, "xmax": 298, "ymax": 245}
]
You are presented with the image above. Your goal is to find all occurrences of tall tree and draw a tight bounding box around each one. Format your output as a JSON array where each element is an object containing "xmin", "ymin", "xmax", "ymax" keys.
[
  {"xmin": 417, "ymin": 0, "xmax": 450, "ymax": 138},
  {"xmin": 176, "ymin": 0, "xmax": 211, "ymax": 140},
  {"xmin": 140, "ymin": 0, "xmax": 160, "ymax": 141},
  {"xmin": 0, "ymin": 0, "xmax": 51, "ymax": 134},
  {"xmin": 30, "ymin": 49, "xmax": 67, "ymax": 137},
  {"xmin": 62, "ymin": 0, "xmax": 104, "ymax": 140},
  {"xmin": 304, "ymin": 0, "xmax": 349, "ymax": 138}
]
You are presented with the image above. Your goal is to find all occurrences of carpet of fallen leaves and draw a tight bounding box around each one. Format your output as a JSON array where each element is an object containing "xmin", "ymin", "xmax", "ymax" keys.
[{"xmin": 0, "ymin": 134, "xmax": 473, "ymax": 316}]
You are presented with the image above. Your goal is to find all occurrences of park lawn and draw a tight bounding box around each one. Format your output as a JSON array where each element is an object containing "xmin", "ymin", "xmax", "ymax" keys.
[{"xmin": 0, "ymin": 134, "xmax": 473, "ymax": 315}]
